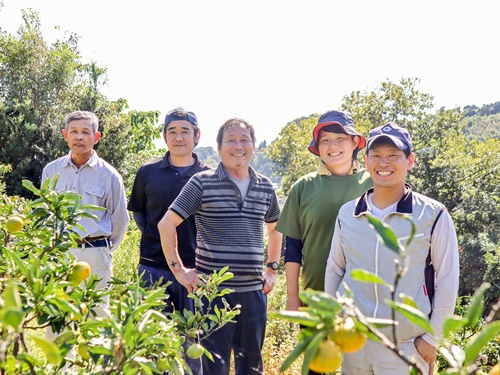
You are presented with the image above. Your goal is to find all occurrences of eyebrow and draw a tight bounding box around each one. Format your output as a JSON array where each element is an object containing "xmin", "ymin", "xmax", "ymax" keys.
[{"xmin": 167, "ymin": 125, "xmax": 191, "ymax": 131}]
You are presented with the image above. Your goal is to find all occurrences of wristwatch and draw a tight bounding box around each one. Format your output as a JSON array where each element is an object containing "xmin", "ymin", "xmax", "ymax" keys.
[{"xmin": 266, "ymin": 262, "xmax": 279, "ymax": 271}]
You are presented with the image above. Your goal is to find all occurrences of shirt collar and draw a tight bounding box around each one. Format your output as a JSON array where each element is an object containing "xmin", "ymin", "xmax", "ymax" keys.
[
  {"xmin": 161, "ymin": 151, "xmax": 202, "ymax": 169},
  {"xmin": 354, "ymin": 184, "xmax": 413, "ymax": 216},
  {"xmin": 66, "ymin": 151, "xmax": 99, "ymax": 169},
  {"xmin": 216, "ymin": 162, "xmax": 260, "ymax": 183}
]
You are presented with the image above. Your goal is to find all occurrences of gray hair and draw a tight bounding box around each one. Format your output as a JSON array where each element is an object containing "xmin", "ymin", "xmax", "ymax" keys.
[{"xmin": 64, "ymin": 111, "xmax": 99, "ymax": 133}]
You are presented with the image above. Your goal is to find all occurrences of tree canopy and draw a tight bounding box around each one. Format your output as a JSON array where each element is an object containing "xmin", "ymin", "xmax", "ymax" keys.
[{"xmin": 0, "ymin": 10, "xmax": 162, "ymax": 197}]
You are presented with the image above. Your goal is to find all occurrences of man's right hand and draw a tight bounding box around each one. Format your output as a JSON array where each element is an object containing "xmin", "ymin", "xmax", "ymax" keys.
[
  {"xmin": 176, "ymin": 267, "xmax": 204, "ymax": 293},
  {"xmin": 286, "ymin": 294, "xmax": 302, "ymax": 311}
]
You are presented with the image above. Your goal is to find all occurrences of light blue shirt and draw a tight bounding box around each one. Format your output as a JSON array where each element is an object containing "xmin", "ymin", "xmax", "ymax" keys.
[{"xmin": 41, "ymin": 151, "xmax": 129, "ymax": 251}]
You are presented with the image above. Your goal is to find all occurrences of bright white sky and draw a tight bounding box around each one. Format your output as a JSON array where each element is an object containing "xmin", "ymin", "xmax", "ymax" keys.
[{"xmin": 1, "ymin": 0, "xmax": 499, "ymax": 148}]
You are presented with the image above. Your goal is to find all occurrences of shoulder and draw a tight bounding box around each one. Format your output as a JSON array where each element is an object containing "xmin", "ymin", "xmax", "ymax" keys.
[
  {"xmin": 291, "ymin": 171, "xmax": 320, "ymax": 189},
  {"xmin": 412, "ymin": 191, "xmax": 446, "ymax": 212},
  {"xmin": 141, "ymin": 156, "xmax": 164, "ymax": 168}
]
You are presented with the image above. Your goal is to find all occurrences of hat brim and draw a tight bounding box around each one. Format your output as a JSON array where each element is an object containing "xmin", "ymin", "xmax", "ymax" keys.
[{"xmin": 308, "ymin": 122, "xmax": 366, "ymax": 156}]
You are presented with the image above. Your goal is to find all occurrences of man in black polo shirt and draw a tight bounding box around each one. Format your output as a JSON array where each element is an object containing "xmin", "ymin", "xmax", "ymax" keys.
[{"xmin": 128, "ymin": 107, "xmax": 211, "ymax": 374}]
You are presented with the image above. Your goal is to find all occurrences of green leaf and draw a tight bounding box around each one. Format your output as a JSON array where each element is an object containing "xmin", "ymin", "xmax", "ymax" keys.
[
  {"xmin": 464, "ymin": 283, "xmax": 490, "ymax": 328},
  {"xmin": 366, "ymin": 213, "xmax": 401, "ymax": 254},
  {"xmin": 351, "ymin": 268, "xmax": 394, "ymax": 291},
  {"xmin": 298, "ymin": 289, "xmax": 342, "ymax": 314},
  {"xmin": 464, "ymin": 320, "xmax": 500, "ymax": 365},
  {"xmin": 271, "ymin": 310, "xmax": 322, "ymax": 327},
  {"xmin": 399, "ymin": 293, "xmax": 419, "ymax": 310},
  {"xmin": 386, "ymin": 300, "xmax": 434, "ymax": 335},
  {"xmin": 442, "ymin": 315, "xmax": 469, "ymax": 338},
  {"xmin": 2, "ymin": 283, "xmax": 22, "ymax": 309},
  {"xmin": 301, "ymin": 331, "xmax": 327, "ymax": 375},
  {"xmin": 33, "ymin": 336, "xmax": 62, "ymax": 365}
]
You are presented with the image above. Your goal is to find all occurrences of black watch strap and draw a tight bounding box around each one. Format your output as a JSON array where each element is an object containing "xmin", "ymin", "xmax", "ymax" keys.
[{"xmin": 266, "ymin": 262, "xmax": 279, "ymax": 271}]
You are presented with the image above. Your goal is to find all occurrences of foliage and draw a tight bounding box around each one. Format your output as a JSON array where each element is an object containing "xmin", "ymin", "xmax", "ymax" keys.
[
  {"xmin": 266, "ymin": 115, "xmax": 319, "ymax": 195},
  {"xmin": 0, "ymin": 180, "xmax": 239, "ymax": 374},
  {"xmin": 0, "ymin": 10, "xmax": 162, "ymax": 198}
]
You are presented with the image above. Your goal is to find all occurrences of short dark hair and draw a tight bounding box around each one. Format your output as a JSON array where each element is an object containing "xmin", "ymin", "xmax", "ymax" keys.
[
  {"xmin": 216, "ymin": 118, "xmax": 256, "ymax": 148},
  {"xmin": 366, "ymin": 137, "xmax": 412, "ymax": 158}
]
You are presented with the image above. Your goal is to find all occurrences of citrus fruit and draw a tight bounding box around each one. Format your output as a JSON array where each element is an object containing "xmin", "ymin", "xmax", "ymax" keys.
[
  {"xmin": 309, "ymin": 339, "xmax": 343, "ymax": 373},
  {"xmin": 186, "ymin": 343, "xmax": 204, "ymax": 359},
  {"xmin": 490, "ymin": 363, "xmax": 500, "ymax": 375},
  {"xmin": 67, "ymin": 261, "xmax": 91, "ymax": 286},
  {"xmin": 330, "ymin": 317, "xmax": 367, "ymax": 353},
  {"xmin": 5, "ymin": 216, "xmax": 23, "ymax": 233}
]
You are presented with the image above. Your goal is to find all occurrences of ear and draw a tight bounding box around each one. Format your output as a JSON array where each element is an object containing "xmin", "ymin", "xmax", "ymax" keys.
[
  {"xmin": 94, "ymin": 131, "xmax": 101, "ymax": 144},
  {"xmin": 408, "ymin": 152, "xmax": 415, "ymax": 170},
  {"xmin": 195, "ymin": 128, "xmax": 201, "ymax": 144},
  {"xmin": 62, "ymin": 129, "xmax": 68, "ymax": 141},
  {"xmin": 352, "ymin": 136, "xmax": 361, "ymax": 149}
]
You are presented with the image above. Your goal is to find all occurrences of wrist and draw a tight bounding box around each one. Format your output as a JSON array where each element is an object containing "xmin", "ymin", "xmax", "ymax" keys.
[{"xmin": 266, "ymin": 261, "xmax": 280, "ymax": 272}]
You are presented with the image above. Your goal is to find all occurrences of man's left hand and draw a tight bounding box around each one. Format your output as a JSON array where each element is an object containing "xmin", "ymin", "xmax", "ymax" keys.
[
  {"xmin": 262, "ymin": 270, "xmax": 277, "ymax": 295},
  {"xmin": 414, "ymin": 336, "xmax": 437, "ymax": 374}
]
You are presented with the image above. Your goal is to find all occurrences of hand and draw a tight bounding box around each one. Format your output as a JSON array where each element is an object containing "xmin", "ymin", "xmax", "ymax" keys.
[
  {"xmin": 262, "ymin": 270, "xmax": 277, "ymax": 295},
  {"xmin": 414, "ymin": 336, "xmax": 437, "ymax": 374},
  {"xmin": 176, "ymin": 267, "xmax": 204, "ymax": 293},
  {"xmin": 286, "ymin": 294, "xmax": 302, "ymax": 311}
]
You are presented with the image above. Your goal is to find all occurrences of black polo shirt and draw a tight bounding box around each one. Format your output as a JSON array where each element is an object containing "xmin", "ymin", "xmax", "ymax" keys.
[{"xmin": 128, "ymin": 152, "xmax": 212, "ymax": 268}]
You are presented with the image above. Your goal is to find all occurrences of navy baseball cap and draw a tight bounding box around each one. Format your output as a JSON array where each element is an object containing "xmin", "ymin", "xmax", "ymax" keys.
[
  {"xmin": 164, "ymin": 107, "xmax": 198, "ymax": 130},
  {"xmin": 308, "ymin": 110, "xmax": 366, "ymax": 156},
  {"xmin": 367, "ymin": 122, "xmax": 412, "ymax": 153}
]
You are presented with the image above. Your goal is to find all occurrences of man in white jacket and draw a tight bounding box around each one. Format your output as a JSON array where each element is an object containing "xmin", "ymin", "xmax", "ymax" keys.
[{"xmin": 325, "ymin": 122, "xmax": 459, "ymax": 375}]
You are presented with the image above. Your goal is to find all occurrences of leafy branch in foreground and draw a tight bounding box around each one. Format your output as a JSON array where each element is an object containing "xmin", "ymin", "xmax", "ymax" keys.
[{"xmin": 274, "ymin": 214, "xmax": 499, "ymax": 375}]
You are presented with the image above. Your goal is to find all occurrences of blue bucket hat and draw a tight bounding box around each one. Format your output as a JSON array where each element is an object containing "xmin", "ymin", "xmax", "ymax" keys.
[
  {"xmin": 164, "ymin": 107, "xmax": 198, "ymax": 131},
  {"xmin": 308, "ymin": 110, "xmax": 366, "ymax": 156},
  {"xmin": 367, "ymin": 122, "xmax": 412, "ymax": 153}
]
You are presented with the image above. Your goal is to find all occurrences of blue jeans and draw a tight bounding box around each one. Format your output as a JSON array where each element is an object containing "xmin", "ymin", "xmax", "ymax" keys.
[
  {"xmin": 201, "ymin": 290, "xmax": 267, "ymax": 375},
  {"xmin": 138, "ymin": 264, "xmax": 201, "ymax": 375}
]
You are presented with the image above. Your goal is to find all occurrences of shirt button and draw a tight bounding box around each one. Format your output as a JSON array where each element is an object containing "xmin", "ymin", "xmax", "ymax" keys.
[{"xmin": 237, "ymin": 194, "xmax": 241, "ymax": 197}]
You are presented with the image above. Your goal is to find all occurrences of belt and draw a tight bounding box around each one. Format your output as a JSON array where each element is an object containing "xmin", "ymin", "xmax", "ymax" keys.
[{"xmin": 76, "ymin": 236, "xmax": 109, "ymax": 248}]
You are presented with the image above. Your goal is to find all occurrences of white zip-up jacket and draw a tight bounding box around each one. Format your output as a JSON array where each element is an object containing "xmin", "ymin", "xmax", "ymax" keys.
[{"xmin": 325, "ymin": 185, "xmax": 459, "ymax": 346}]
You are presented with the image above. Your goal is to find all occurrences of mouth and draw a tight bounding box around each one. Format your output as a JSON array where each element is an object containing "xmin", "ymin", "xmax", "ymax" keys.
[
  {"xmin": 377, "ymin": 171, "xmax": 393, "ymax": 176},
  {"xmin": 231, "ymin": 153, "xmax": 246, "ymax": 157},
  {"xmin": 327, "ymin": 151, "xmax": 342, "ymax": 157}
]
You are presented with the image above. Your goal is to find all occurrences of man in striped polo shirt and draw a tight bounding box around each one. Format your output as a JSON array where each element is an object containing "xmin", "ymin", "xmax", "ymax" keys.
[{"xmin": 158, "ymin": 117, "xmax": 282, "ymax": 375}]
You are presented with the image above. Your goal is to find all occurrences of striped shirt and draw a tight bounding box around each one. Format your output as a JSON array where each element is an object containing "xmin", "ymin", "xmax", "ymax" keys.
[{"xmin": 170, "ymin": 163, "xmax": 280, "ymax": 292}]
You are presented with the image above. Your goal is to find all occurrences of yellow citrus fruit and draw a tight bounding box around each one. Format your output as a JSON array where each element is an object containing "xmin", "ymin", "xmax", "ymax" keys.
[
  {"xmin": 80, "ymin": 302, "xmax": 88, "ymax": 316},
  {"xmin": 5, "ymin": 216, "xmax": 23, "ymax": 233},
  {"xmin": 67, "ymin": 261, "xmax": 91, "ymax": 286},
  {"xmin": 309, "ymin": 339, "xmax": 343, "ymax": 374},
  {"xmin": 330, "ymin": 317, "xmax": 367, "ymax": 353},
  {"xmin": 186, "ymin": 343, "xmax": 204, "ymax": 359},
  {"xmin": 490, "ymin": 363, "xmax": 500, "ymax": 375}
]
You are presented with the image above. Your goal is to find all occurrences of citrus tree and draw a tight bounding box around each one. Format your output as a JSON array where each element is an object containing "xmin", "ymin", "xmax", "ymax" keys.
[{"xmin": 0, "ymin": 179, "xmax": 239, "ymax": 374}]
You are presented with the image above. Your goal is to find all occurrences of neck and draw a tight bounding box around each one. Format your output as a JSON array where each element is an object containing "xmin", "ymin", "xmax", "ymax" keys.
[
  {"xmin": 168, "ymin": 153, "xmax": 194, "ymax": 167},
  {"xmin": 70, "ymin": 151, "xmax": 93, "ymax": 169},
  {"xmin": 371, "ymin": 185, "xmax": 406, "ymax": 209},
  {"xmin": 225, "ymin": 166, "xmax": 250, "ymax": 180},
  {"xmin": 326, "ymin": 161, "xmax": 353, "ymax": 176}
]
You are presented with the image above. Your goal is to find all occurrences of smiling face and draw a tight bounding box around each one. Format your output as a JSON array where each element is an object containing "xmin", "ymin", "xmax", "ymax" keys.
[
  {"xmin": 62, "ymin": 119, "xmax": 100, "ymax": 163},
  {"xmin": 218, "ymin": 123, "xmax": 255, "ymax": 177},
  {"xmin": 365, "ymin": 143, "xmax": 414, "ymax": 190},
  {"xmin": 163, "ymin": 120, "xmax": 199, "ymax": 158},
  {"xmin": 317, "ymin": 130, "xmax": 360, "ymax": 175}
]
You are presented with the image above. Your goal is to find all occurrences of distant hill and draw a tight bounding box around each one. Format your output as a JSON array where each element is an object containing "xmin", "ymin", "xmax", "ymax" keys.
[{"xmin": 461, "ymin": 101, "xmax": 500, "ymax": 140}]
